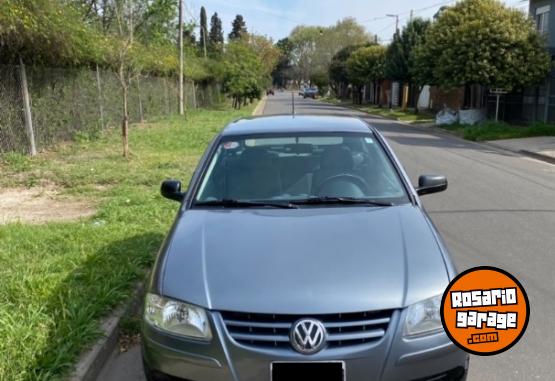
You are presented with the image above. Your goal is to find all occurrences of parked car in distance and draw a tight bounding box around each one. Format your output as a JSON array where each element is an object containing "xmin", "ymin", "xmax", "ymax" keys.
[
  {"xmin": 142, "ymin": 115, "xmax": 468, "ymax": 381},
  {"xmin": 303, "ymin": 87, "xmax": 318, "ymax": 99},
  {"xmin": 266, "ymin": 88, "xmax": 275, "ymax": 96}
]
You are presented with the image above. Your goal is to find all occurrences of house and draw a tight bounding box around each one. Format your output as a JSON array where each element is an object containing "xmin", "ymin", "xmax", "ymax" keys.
[
  {"xmin": 520, "ymin": 0, "xmax": 555, "ymax": 123},
  {"xmin": 492, "ymin": 1, "xmax": 555, "ymax": 123},
  {"xmin": 421, "ymin": 1, "xmax": 555, "ymax": 122}
]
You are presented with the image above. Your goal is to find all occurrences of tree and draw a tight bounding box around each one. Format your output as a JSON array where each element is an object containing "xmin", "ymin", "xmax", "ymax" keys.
[
  {"xmin": 385, "ymin": 18, "xmax": 430, "ymax": 110},
  {"xmin": 272, "ymin": 38, "xmax": 294, "ymax": 87},
  {"xmin": 385, "ymin": 18, "xmax": 430, "ymax": 83},
  {"xmin": 98, "ymin": 0, "xmax": 179, "ymax": 157},
  {"xmin": 288, "ymin": 18, "xmax": 372, "ymax": 85},
  {"xmin": 346, "ymin": 45, "xmax": 387, "ymax": 104},
  {"xmin": 413, "ymin": 0, "xmax": 551, "ymax": 92},
  {"xmin": 183, "ymin": 23, "xmax": 196, "ymax": 44},
  {"xmin": 0, "ymin": 0, "xmax": 102, "ymax": 66},
  {"xmin": 289, "ymin": 26, "xmax": 321, "ymax": 83},
  {"xmin": 249, "ymin": 34, "xmax": 280, "ymax": 78},
  {"xmin": 199, "ymin": 6, "xmax": 207, "ymax": 58},
  {"xmin": 208, "ymin": 12, "xmax": 224, "ymax": 54},
  {"xmin": 223, "ymin": 41, "xmax": 264, "ymax": 108},
  {"xmin": 228, "ymin": 15, "xmax": 247, "ymax": 40},
  {"xmin": 136, "ymin": 0, "xmax": 178, "ymax": 44},
  {"xmin": 329, "ymin": 44, "xmax": 367, "ymax": 98},
  {"xmin": 310, "ymin": 71, "xmax": 329, "ymax": 93}
]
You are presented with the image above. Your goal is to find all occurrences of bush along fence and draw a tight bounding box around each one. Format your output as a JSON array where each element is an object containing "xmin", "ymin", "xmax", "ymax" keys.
[{"xmin": 0, "ymin": 63, "xmax": 223, "ymax": 155}]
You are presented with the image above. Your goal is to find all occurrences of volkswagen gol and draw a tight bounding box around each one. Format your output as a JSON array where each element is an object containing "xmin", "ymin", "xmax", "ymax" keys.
[{"xmin": 142, "ymin": 115, "xmax": 469, "ymax": 381}]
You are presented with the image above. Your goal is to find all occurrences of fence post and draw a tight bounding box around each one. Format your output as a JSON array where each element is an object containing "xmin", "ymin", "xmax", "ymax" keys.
[
  {"xmin": 137, "ymin": 75, "xmax": 144, "ymax": 122},
  {"xmin": 95, "ymin": 64, "xmax": 105, "ymax": 129},
  {"xmin": 19, "ymin": 57, "xmax": 37, "ymax": 156}
]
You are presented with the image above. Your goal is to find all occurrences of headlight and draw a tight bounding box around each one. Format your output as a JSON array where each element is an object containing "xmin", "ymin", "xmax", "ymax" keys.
[
  {"xmin": 404, "ymin": 294, "xmax": 443, "ymax": 337},
  {"xmin": 144, "ymin": 293, "xmax": 212, "ymax": 340}
]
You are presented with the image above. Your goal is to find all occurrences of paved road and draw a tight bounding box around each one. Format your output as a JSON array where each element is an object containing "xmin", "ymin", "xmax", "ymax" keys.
[
  {"xmin": 265, "ymin": 92, "xmax": 555, "ymax": 380},
  {"xmin": 99, "ymin": 92, "xmax": 555, "ymax": 380}
]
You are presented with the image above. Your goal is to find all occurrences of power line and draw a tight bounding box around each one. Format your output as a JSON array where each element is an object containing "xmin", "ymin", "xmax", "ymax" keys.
[
  {"xmin": 361, "ymin": 0, "xmax": 455, "ymax": 25},
  {"xmin": 360, "ymin": 15, "xmax": 392, "ymax": 23},
  {"xmin": 376, "ymin": 20, "xmax": 400, "ymax": 34},
  {"xmin": 411, "ymin": 0, "xmax": 456, "ymax": 15}
]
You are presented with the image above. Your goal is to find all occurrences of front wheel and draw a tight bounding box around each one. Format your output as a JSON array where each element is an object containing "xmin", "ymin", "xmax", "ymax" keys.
[{"xmin": 143, "ymin": 357, "xmax": 173, "ymax": 381}]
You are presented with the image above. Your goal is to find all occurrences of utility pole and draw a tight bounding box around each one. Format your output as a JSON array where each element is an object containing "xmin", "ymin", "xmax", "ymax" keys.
[
  {"xmin": 387, "ymin": 13, "xmax": 399, "ymax": 33},
  {"xmin": 178, "ymin": 0, "xmax": 184, "ymax": 115},
  {"xmin": 386, "ymin": 14, "xmax": 400, "ymax": 109}
]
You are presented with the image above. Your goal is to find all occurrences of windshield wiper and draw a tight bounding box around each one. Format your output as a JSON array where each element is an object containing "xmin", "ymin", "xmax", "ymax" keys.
[
  {"xmin": 195, "ymin": 199, "xmax": 298, "ymax": 209},
  {"xmin": 291, "ymin": 196, "xmax": 394, "ymax": 207}
]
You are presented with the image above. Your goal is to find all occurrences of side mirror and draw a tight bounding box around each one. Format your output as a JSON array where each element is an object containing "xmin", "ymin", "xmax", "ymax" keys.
[
  {"xmin": 416, "ymin": 175, "xmax": 448, "ymax": 196},
  {"xmin": 161, "ymin": 180, "xmax": 186, "ymax": 202}
]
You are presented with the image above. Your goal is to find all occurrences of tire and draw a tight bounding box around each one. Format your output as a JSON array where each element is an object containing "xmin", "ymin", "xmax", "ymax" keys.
[
  {"xmin": 143, "ymin": 357, "xmax": 157, "ymax": 381},
  {"xmin": 143, "ymin": 356, "xmax": 172, "ymax": 381}
]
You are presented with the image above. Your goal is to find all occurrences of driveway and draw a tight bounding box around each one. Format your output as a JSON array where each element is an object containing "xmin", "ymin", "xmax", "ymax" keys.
[{"xmin": 99, "ymin": 92, "xmax": 555, "ymax": 380}]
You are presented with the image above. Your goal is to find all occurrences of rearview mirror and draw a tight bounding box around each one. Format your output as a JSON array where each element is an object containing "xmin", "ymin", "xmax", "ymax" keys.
[
  {"xmin": 161, "ymin": 180, "xmax": 186, "ymax": 202},
  {"xmin": 416, "ymin": 175, "xmax": 447, "ymax": 196}
]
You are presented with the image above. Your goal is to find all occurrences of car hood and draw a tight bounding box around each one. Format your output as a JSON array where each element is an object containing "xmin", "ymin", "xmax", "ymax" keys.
[{"xmin": 161, "ymin": 205, "xmax": 449, "ymax": 314}]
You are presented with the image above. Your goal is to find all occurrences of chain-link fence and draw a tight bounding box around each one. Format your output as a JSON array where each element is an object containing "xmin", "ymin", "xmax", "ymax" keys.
[{"xmin": 0, "ymin": 64, "xmax": 222, "ymax": 154}]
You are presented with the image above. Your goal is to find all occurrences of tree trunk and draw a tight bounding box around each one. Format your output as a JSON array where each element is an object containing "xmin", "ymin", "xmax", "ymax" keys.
[
  {"xmin": 136, "ymin": 76, "xmax": 144, "ymax": 123},
  {"xmin": 122, "ymin": 84, "xmax": 129, "ymax": 157}
]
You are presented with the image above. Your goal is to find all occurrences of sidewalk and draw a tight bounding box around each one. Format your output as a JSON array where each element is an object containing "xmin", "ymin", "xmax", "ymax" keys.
[{"xmin": 486, "ymin": 136, "xmax": 555, "ymax": 164}]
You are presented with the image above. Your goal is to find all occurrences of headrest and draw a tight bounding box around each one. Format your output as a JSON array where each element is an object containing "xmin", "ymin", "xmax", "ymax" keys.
[{"xmin": 320, "ymin": 146, "xmax": 353, "ymax": 170}]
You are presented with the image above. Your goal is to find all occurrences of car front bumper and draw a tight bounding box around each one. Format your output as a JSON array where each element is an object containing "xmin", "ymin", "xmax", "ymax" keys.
[{"xmin": 142, "ymin": 309, "xmax": 468, "ymax": 381}]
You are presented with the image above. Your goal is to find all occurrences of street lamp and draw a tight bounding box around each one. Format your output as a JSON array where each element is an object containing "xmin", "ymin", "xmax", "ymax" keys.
[
  {"xmin": 386, "ymin": 14, "xmax": 400, "ymax": 109},
  {"xmin": 386, "ymin": 14, "xmax": 399, "ymax": 33}
]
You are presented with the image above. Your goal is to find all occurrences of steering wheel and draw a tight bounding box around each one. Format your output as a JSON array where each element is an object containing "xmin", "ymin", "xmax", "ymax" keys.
[{"xmin": 316, "ymin": 174, "xmax": 369, "ymax": 195}]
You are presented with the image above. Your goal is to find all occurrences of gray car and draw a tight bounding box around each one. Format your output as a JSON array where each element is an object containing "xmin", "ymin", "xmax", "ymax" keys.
[{"xmin": 142, "ymin": 115, "xmax": 469, "ymax": 381}]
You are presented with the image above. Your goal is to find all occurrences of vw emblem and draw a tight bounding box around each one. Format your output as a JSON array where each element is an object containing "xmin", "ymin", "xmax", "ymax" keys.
[{"xmin": 290, "ymin": 318, "xmax": 327, "ymax": 354}]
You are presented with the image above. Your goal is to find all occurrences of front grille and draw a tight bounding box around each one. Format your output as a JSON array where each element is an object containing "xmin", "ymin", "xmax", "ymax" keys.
[{"xmin": 220, "ymin": 309, "xmax": 393, "ymax": 350}]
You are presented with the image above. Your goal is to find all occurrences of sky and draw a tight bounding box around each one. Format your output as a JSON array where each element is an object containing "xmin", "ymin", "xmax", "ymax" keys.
[{"xmin": 185, "ymin": 0, "xmax": 529, "ymax": 44}]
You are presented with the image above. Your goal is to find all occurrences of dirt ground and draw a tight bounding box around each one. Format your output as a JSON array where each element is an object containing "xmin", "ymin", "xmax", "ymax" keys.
[{"xmin": 0, "ymin": 185, "xmax": 95, "ymax": 224}]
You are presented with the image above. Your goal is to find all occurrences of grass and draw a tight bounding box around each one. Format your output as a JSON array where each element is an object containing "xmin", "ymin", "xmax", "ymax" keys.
[
  {"xmin": 0, "ymin": 104, "xmax": 255, "ymax": 380},
  {"xmin": 438, "ymin": 121, "xmax": 555, "ymax": 141},
  {"xmin": 320, "ymin": 97, "xmax": 435, "ymax": 123},
  {"xmin": 320, "ymin": 97, "xmax": 555, "ymax": 141},
  {"xmin": 355, "ymin": 104, "xmax": 435, "ymax": 123}
]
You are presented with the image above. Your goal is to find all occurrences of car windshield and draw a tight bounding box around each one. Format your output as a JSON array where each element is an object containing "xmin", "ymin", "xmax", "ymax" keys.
[{"xmin": 194, "ymin": 132, "xmax": 409, "ymax": 205}]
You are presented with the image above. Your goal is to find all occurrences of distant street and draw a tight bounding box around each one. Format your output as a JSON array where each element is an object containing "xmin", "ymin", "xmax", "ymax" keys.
[{"xmin": 264, "ymin": 91, "xmax": 555, "ymax": 380}]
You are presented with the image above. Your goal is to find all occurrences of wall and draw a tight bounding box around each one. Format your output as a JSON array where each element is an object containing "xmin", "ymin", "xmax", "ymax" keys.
[{"xmin": 429, "ymin": 87, "xmax": 465, "ymax": 111}]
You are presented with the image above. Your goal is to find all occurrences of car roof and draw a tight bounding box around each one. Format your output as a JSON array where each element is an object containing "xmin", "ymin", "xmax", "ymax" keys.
[{"xmin": 221, "ymin": 115, "xmax": 372, "ymax": 136}]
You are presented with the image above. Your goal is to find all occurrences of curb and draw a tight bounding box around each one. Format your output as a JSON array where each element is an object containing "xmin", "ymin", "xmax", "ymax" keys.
[
  {"xmin": 69, "ymin": 282, "xmax": 146, "ymax": 381},
  {"xmin": 252, "ymin": 96, "xmax": 267, "ymax": 116},
  {"xmin": 518, "ymin": 150, "xmax": 555, "ymax": 165},
  {"xmin": 403, "ymin": 124, "xmax": 555, "ymax": 166}
]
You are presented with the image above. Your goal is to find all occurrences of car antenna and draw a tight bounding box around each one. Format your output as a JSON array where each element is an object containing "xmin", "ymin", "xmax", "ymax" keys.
[{"xmin": 291, "ymin": 91, "xmax": 295, "ymax": 117}]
